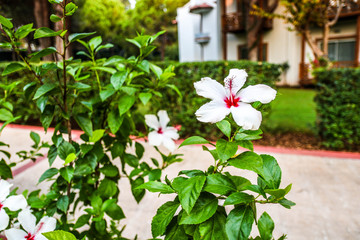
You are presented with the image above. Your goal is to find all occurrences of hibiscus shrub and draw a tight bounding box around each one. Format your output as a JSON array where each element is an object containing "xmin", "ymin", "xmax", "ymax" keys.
[
  {"xmin": 314, "ymin": 68, "xmax": 360, "ymax": 150},
  {"xmin": 153, "ymin": 61, "xmax": 287, "ymax": 138},
  {"xmin": 0, "ymin": 2, "xmax": 183, "ymax": 238}
]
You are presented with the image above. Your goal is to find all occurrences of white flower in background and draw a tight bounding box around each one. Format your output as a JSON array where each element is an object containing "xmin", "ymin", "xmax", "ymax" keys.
[
  {"xmin": 194, "ymin": 69, "xmax": 277, "ymax": 130},
  {"xmin": 0, "ymin": 180, "xmax": 28, "ymax": 231},
  {"xmin": 5, "ymin": 208, "xmax": 56, "ymax": 240},
  {"xmin": 145, "ymin": 110, "xmax": 179, "ymax": 152}
]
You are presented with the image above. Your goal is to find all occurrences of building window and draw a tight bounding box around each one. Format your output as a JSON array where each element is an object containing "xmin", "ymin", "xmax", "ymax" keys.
[
  {"xmin": 237, "ymin": 43, "xmax": 267, "ymax": 61},
  {"xmin": 320, "ymin": 38, "xmax": 356, "ymax": 66}
]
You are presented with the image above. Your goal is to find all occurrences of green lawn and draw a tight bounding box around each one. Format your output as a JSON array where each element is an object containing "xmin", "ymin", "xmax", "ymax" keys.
[{"xmin": 262, "ymin": 88, "xmax": 317, "ymax": 133}]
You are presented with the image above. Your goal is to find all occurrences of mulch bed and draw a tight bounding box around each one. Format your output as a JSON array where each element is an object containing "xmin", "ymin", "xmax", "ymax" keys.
[{"xmin": 257, "ymin": 132, "xmax": 323, "ymax": 150}]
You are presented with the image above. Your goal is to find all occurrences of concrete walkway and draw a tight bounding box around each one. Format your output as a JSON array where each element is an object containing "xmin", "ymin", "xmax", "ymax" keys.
[{"xmin": 1, "ymin": 125, "xmax": 360, "ymax": 240}]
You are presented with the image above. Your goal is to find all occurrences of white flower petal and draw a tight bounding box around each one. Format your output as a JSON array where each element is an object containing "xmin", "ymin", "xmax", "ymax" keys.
[
  {"xmin": 35, "ymin": 216, "xmax": 56, "ymax": 235},
  {"xmin": 4, "ymin": 228, "xmax": 28, "ymax": 240},
  {"xmin": 195, "ymin": 100, "xmax": 230, "ymax": 123},
  {"xmin": 18, "ymin": 209, "xmax": 36, "ymax": 233},
  {"xmin": 3, "ymin": 195, "xmax": 27, "ymax": 211},
  {"xmin": 157, "ymin": 110, "xmax": 170, "ymax": 129},
  {"xmin": 194, "ymin": 77, "xmax": 227, "ymax": 101},
  {"xmin": 238, "ymin": 84, "xmax": 277, "ymax": 104},
  {"xmin": 162, "ymin": 137, "xmax": 176, "ymax": 152},
  {"xmin": 163, "ymin": 128, "xmax": 179, "ymax": 140},
  {"xmin": 145, "ymin": 114, "xmax": 160, "ymax": 130},
  {"xmin": 35, "ymin": 234, "xmax": 48, "ymax": 240},
  {"xmin": 148, "ymin": 131, "xmax": 163, "ymax": 147},
  {"xmin": 0, "ymin": 209, "xmax": 9, "ymax": 231},
  {"xmin": 231, "ymin": 103, "xmax": 262, "ymax": 130},
  {"xmin": 0, "ymin": 179, "xmax": 12, "ymax": 202},
  {"xmin": 224, "ymin": 69, "xmax": 247, "ymax": 95}
]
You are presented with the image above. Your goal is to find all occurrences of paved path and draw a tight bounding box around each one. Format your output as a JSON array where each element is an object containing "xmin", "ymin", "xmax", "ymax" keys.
[{"xmin": 1, "ymin": 125, "xmax": 360, "ymax": 240}]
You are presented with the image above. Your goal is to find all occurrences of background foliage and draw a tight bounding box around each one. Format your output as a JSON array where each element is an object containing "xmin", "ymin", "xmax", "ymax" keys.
[{"xmin": 314, "ymin": 68, "xmax": 360, "ymax": 150}]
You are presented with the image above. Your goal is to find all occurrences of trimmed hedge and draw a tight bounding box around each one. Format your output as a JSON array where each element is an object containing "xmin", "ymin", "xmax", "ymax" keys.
[
  {"xmin": 154, "ymin": 60, "xmax": 287, "ymax": 138},
  {"xmin": 314, "ymin": 68, "xmax": 360, "ymax": 150}
]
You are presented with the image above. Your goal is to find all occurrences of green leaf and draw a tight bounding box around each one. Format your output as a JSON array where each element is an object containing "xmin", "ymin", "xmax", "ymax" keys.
[
  {"xmin": 89, "ymin": 129, "xmax": 105, "ymax": 143},
  {"xmin": 131, "ymin": 177, "xmax": 145, "ymax": 203},
  {"xmin": 224, "ymin": 192, "xmax": 254, "ymax": 205},
  {"xmin": 139, "ymin": 92, "xmax": 152, "ymax": 105},
  {"xmin": 41, "ymin": 105, "xmax": 55, "ymax": 132},
  {"xmin": 137, "ymin": 181, "xmax": 175, "ymax": 194},
  {"xmin": 203, "ymin": 173, "xmax": 237, "ymax": 195},
  {"xmin": 173, "ymin": 175, "xmax": 206, "ymax": 214},
  {"xmin": 228, "ymin": 151, "xmax": 264, "ymax": 177},
  {"xmin": 264, "ymin": 184, "xmax": 292, "ymax": 199},
  {"xmin": 74, "ymin": 114, "xmax": 93, "ymax": 137},
  {"xmin": 89, "ymin": 36, "xmax": 102, "ymax": 51},
  {"xmin": 65, "ymin": 2, "xmax": 78, "ymax": 16},
  {"xmin": 111, "ymin": 71, "xmax": 127, "ymax": 90},
  {"xmin": 278, "ymin": 198, "xmax": 296, "ymax": 209},
  {"xmin": 15, "ymin": 23, "xmax": 34, "ymax": 39},
  {"xmin": 57, "ymin": 141, "xmax": 75, "ymax": 160},
  {"xmin": 42, "ymin": 230, "xmax": 77, "ymax": 240},
  {"xmin": 138, "ymin": 60, "xmax": 150, "ymax": 73},
  {"xmin": 179, "ymin": 193, "xmax": 218, "ymax": 225},
  {"xmin": 149, "ymin": 62, "xmax": 163, "ymax": 79},
  {"xmin": 33, "ymin": 83, "xmax": 57, "ymax": 100},
  {"xmin": 74, "ymin": 215, "xmax": 91, "ymax": 229},
  {"xmin": 165, "ymin": 218, "xmax": 188, "ymax": 240},
  {"xmin": 64, "ymin": 153, "xmax": 77, "ymax": 165},
  {"xmin": 135, "ymin": 142, "xmax": 145, "ymax": 159},
  {"xmin": 69, "ymin": 32, "xmax": 96, "ymax": 43},
  {"xmin": 0, "ymin": 108, "xmax": 13, "ymax": 121},
  {"xmin": 104, "ymin": 202, "xmax": 125, "ymax": 220},
  {"xmin": 225, "ymin": 206, "xmax": 254, "ymax": 240},
  {"xmin": 34, "ymin": 27, "xmax": 62, "ymax": 39},
  {"xmin": 198, "ymin": 212, "xmax": 228, "ymax": 240},
  {"xmin": 118, "ymin": 95, "xmax": 136, "ymax": 115},
  {"xmin": 30, "ymin": 131, "xmax": 40, "ymax": 147},
  {"xmin": 179, "ymin": 136, "xmax": 209, "ymax": 148},
  {"xmin": 107, "ymin": 110, "xmax": 123, "ymax": 134},
  {"xmin": 236, "ymin": 140, "xmax": 254, "ymax": 151},
  {"xmin": 100, "ymin": 87, "xmax": 116, "ymax": 102},
  {"xmin": 2, "ymin": 62, "xmax": 25, "ymax": 76},
  {"xmin": 0, "ymin": 15, "xmax": 13, "ymax": 29},
  {"xmin": 216, "ymin": 120, "xmax": 231, "ymax": 138},
  {"xmin": 216, "ymin": 139, "xmax": 238, "ymax": 162},
  {"xmin": 258, "ymin": 212, "xmax": 274, "ymax": 240},
  {"xmin": 0, "ymin": 159, "xmax": 12, "ymax": 179},
  {"xmin": 57, "ymin": 195, "xmax": 69, "ymax": 213},
  {"xmin": 98, "ymin": 178, "xmax": 117, "ymax": 198},
  {"xmin": 152, "ymin": 201, "xmax": 180, "ymax": 237},
  {"xmin": 50, "ymin": 14, "xmax": 62, "ymax": 23},
  {"xmin": 126, "ymin": 38, "xmax": 141, "ymax": 48},
  {"xmin": 30, "ymin": 47, "xmax": 57, "ymax": 62},
  {"xmin": 99, "ymin": 165, "xmax": 119, "ymax": 177},
  {"xmin": 60, "ymin": 166, "xmax": 74, "ymax": 183},
  {"xmin": 48, "ymin": 145, "xmax": 57, "ymax": 166},
  {"xmin": 261, "ymin": 154, "xmax": 282, "ymax": 189}
]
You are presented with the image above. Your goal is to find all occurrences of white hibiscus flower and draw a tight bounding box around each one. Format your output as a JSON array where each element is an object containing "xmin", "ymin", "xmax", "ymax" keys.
[
  {"xmin": 5, "ymin": 208, "xmax": 56, "ymax": 240},
  {"xmin": 0, "ymin": 180, "xmax": 28, "ymax": 231},
  {"xmin": 194, "ymin": 69, "xmax": 277, "ymax": 130},
  {"xmin": 145, "ymin": 110, "xmax": 179, "ymax": 152}
]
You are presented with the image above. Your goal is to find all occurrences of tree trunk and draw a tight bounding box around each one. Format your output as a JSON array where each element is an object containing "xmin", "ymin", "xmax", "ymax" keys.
[
  {"xmin": 323, "ymin": 23, "xmax": 330, "ymax": 57},
  {"xmin": 54, "ymin": 4, "xmax": 71, "ymax": 60},
  {"xmin": 34, "ymin": 0, "xmax": 52, "ymax": 60}
]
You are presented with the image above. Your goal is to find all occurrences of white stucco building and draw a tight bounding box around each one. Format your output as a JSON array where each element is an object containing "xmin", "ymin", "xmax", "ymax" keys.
[{"xmin": 177, "ymin": 0, "xmax": 360, "ymax": 86}]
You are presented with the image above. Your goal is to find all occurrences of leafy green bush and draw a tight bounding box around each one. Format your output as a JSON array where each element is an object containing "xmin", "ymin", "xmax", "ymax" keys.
[
  {"xmin": 314, "ymin": 68, "xmax": 360, "ymax": 150},
  {"xmin": 154, "ymin": 61, "xmax": 287, "ymax": 138}
]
